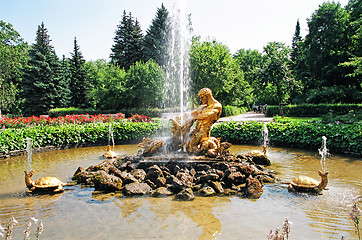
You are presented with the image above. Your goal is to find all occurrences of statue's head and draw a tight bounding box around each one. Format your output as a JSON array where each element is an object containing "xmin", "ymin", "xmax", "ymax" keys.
[{"xmin": 198, "ymin": 88, "xmax": 212, "ymax": 104}]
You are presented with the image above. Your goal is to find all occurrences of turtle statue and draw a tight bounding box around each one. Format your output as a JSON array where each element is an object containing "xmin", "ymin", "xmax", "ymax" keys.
[
  {"xmin": 288, "ymin": 170, "xmax": 329, "ymax": 195},
  {"xmin": 103, "ymin": 145, "xmax": 118, "ymax": 159},
  {"xmin": 24, "ymin": 170, "xmax": 70, "ymax": 194}
]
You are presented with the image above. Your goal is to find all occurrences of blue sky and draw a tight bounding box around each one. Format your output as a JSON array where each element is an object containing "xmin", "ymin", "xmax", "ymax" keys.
[{"xmin": 1, "ymin": 0, "xmax": 349, "ymax": 61}]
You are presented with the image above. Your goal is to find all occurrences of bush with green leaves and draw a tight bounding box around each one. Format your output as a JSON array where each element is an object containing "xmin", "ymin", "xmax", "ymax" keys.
[
  {"xmin": 212, "ymin": 121, "xmax": 362, "ymax": 155},
  {"xmin": 0, "ymin": 121, "xmax": 164, "ymax": 157},
  {"xmin": 266, "ymin": 104, "xmax": 362, "ymax": 117}
]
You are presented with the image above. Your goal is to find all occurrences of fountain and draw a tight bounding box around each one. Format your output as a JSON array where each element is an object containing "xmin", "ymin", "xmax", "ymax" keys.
[
  {"xmin": 261, "ymin": 123, "xmax": 269, "ymax": 155},
  {"xmin": 163, "ymin": 0, "xmax": 191, "ymax": 124},
  {"xmin": 103, "ymin": 123, "xmax": 118, "ymax": 159},
  {"xmin": 72, "ymin": 88, "xmax": 276, "ymax": 200},
  {"xmin": 287, "ymin": 136, "xmax": 329, "ymax": 194},
  {"xmin": 319, "ymin": 136, "xmax": 329, "ymax": 172},
  {"xmin": 26, "ymin": 137, "xmax": 33, "ymax": 171}
]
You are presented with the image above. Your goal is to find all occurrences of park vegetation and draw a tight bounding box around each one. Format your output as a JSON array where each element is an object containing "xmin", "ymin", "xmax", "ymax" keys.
[
  {"xmin": 0, "ymin": 1, "xmax": 360, "ymax": 116},
  {"xmin": 0, "ymin": 1, "xmax": 361, "ymax": 156}
]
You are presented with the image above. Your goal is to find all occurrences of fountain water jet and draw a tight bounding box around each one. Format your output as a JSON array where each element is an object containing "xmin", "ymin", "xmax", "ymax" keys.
[
  {"xmin": 261, "ymin": 124, "xmax": 269, "ymax": 155},
  {"xmin": 163, "ymin": 0, "xmax": 192, "ymax": 125},
  {"xmin": 318, "ymin": 136, "xmax": 329, "ymax": 172},
  {"xmin": 26, "ymin": 138, "xmax": 33, "ymax": 171}
]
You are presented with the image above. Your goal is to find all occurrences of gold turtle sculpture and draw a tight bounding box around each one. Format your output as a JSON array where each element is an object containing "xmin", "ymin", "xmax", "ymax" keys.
[
  {"xmin": 103, "ymin": 145, "xmax": 118, "ymax": 159},
  {"xmin": 25, "ymin": 170, "xmax": 71, "ymax": 194},
  {"xmin": 288, "ymin": 170, "xmax": 329, "ymax": 195}
]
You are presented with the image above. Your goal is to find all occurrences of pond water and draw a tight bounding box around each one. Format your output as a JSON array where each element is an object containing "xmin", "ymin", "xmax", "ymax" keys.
[{"xmin": 0, "ymin": 145, "xmax": 361, "ymax": 239}]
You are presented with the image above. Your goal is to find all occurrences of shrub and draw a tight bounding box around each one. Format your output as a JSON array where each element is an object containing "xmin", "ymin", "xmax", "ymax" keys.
[
  {"xmin": 221, "ymin": 106, "xmax": 248, "ymax": 117},
  {"xmin": 265, "ymin": 104, "xmax": 362, "ymax": 117}
]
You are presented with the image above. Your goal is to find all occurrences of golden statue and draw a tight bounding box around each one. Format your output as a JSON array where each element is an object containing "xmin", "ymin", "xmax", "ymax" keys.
[{"xmin": 170, "ymin": 88, "xmax": 223, "ymax": 156}]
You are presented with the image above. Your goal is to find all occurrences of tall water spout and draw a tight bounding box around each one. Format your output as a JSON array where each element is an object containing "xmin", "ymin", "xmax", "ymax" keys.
[
  {"xmin": 26, "ymin": 137, "xmax": 33, "ymax": 171},
  {"xmin": 108, "ymin": 123, "xmax": 115, "ymax": 151},
  {"xmin": 164, "ymin": 0, "xmax": 192, "ymax": 125},
  {"xmin": 261, "ymin": 124, "xmax": 269, "ymax": 155},
  {"xmin": 318, "ymin": 136, "xmax": 329, "ymax": 172}
]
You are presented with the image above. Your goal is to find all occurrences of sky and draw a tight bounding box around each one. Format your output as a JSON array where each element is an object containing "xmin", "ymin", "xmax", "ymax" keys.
[{"xmin": 1, "ymin": 0, "xmax": 349, "ymax": 61}]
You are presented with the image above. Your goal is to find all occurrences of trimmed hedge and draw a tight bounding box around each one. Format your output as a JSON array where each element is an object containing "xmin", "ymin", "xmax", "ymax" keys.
[
  {"xmin": 0, "ymin": 121, "xmax": 165, "ymax": 157},
  {"xmin": 2, "ymin": 119, "xmax": 360, "ymax": 158},
  {"xmin": 49, "ymin": 107, "xmax": 179, "ymax": 118},
  {"xmin": 212, "ymin": 121, "xmax": 362, "ymax": 156},
  {"xmin": 221, "ymin": 106, "xmax": 248, "ymax": 117},
  {"xmin": 49, "ymin": 106, "xmax": 247, "ymax": 118},
  {"xmin": 265, "ymin": 104, "xmax": 362, "ymax": 117}
]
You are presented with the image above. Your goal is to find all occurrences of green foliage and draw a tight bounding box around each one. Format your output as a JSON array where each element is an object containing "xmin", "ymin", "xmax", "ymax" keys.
[
  {"xmin": 190, "ymin": 38, "xmax": 252, "ymax": 107},
  {"xmin": 21, "ymin": 22, "xmax": 65, "ymax": 115},
  {"xmin": 143, "ymin": 3, "xmax": 169, "ymax": 66},
  {"xmin": 306, "ymin": 85, "xmax": 362, "ymax": 104},
  {"xmin": 69, "ymin": 37, "xmax": 89, "ymax": 108},
  {"xmin": 124, "ymin": 60, "xmax": 165, "ymax": 108},
  {"xmin": 221, "ymin": 105, "xmax": 248, "ymax": 117},
  {"xmin": 212, "ymin": 121, "xmax": 362, "ymax": 155},
  {"xmin": 0, "ymin": 122, "xmax": 164, "ymax": 156},
  {"xmin": 110, "ymin": 11, "xmax": 144, "ymax": 70},
  {"xmin": 48, "ymin": 107, "xmax": 98, "ymax": 117},
  {"xmin": 265, "ymin": 103, "xmax": 362, "ymax": 117},
  {"xmin": 85, "ymin": 59, "xmax": 127, "ymax": 110},
  {"xmin": 258, "ymin": 42, "xmax": 297, "ymax": 113},
  {"xmin": 0, "ymin": 20, "xmax": 28, "ymax": 114}
]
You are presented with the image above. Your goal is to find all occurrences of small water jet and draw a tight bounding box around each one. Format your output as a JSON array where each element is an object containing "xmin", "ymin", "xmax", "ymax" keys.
[
  {"xmin": 319, "ymin": 136, "xmax": 329, "ymax": 172},
  {"xmin": 261, "ymin": 123, "xmax": 269, "ymax": 155},
  {"xmin": 287, "ymin": 136, "xmax": 330, "ymax": 194},
  {"xmin": 26, "ymin": 137, "xmax": 33, "ymax": 171},
  {"xmin": 103, "ymin": 123, "xmax": 118, "ymax": 159}
]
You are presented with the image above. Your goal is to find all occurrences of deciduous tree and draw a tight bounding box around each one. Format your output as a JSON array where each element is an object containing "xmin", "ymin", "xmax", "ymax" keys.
[{"xmin": 0, "ymin": 20, "xmax": 28, "ymax": 114}]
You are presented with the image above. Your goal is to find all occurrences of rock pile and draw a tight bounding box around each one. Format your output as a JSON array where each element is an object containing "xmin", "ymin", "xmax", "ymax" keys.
[{"xmin": 72, "ymin": 154, "xmax": 275, "ymax": 200}]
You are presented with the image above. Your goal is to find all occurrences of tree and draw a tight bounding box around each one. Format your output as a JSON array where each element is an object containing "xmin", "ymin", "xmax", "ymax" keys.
[
  {"xmin": 258, "ymin": 42, "xmax": 296, "ymax": 115},
  {"xmin": 124, "ymin": 60, "xmax": 165, "ymax": 108},
  {"xmin": 21, "ymin": 22, "xmax": 63, "ymax": 115},
  {"xmin": 291, "ymin": 19, "xmax": 302, "ymax": 64},
  {"xmin": 143, "ymin": 3, "xmax": 170, "ymax": 66},
  {"xmin": 233, "ymin": 48, "xmax": 264, "ymax": 105},
  {"xmin": 110, "ymin": 11, "xmax": 144, "ymax": 70},
  {"xmin": 190, "ymin": 38, "xmax": 251, "ymax": 107},
  {"xmin": 86, "ymin": 59, "xmax": 127, "ymax": 110},
  {"xmin": 303, "ymin": 2, "xmax": 351, "ymax": 89},
  {"xmin": 0, "ymin": 20, "xmax": 28, "ymax": 114},
  {"xmin": 57, "ymin": 55, "xmax": 72, "ymax": 107},
  {"xmin": 69, "ymin": 37, "xmax": 89, "ymax": 108}
]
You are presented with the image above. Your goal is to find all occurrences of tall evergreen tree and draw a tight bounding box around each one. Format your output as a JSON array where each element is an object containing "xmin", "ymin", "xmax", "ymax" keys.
[
  {"xmin": 291, "ymin": 19, "xmax": 302, "ymax": 63},
  {"xmin": 58, "ymin": 55, "xmax": 72, "ymax": 107},
  {"xmin": 69, "ymin": 37, "xmax": 88, "ymax": 108},
  {"xmin": 21, "ymin": 22, "xmax": 63, "ymax": 115},
  {"xmin": 110, "ymin": 11, "xmax": 144, "ymax": 70},
  {"xmin": 143, "ymin": 4, "xmax": 170, "ymax": 66}
]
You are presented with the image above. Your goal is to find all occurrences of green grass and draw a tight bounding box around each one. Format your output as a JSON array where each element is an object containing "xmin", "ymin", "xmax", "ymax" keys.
[{"xmin": 273, "ymin": 116, "xmax": 321, "ymax": 123}]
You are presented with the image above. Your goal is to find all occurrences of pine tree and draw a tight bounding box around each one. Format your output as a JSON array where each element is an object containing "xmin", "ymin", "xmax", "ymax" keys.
[
  {"xmin": 69, "ymin": 37, "xmax": 88, "ymax": 108},
  {"xmin": 57, "ymin": 55, "xmax": 72, "ymax": 107},
  {"xmin": 21, "ymin": 22, "xmax": 63, "ymax": 115},
  {"xmin": 291, "ymin": 19, "xmax": 302, "ymax": 63},
  {"xmin": 110, "ymin": 11, "xmax": 144, "ymax": 70},
  {"xmin": 143, "ymin": 4, "xmax": 170, "ymax": 66}
]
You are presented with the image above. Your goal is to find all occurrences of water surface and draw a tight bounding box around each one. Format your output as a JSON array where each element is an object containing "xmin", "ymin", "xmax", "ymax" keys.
[{"xmin": 0, "ymin": 145, "xmax": 361, "ymax": 239}]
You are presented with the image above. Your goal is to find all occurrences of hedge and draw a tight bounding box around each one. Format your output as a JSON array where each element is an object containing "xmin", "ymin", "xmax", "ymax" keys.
[
  {"xmin": 2, "ymin": 120, "xmax": 360, "ymax": 158},
  {"xmin": 212, "ymin": 121, "xmax": 362, "ymax": 156},
  {"xmin": 49, "ymin": 106, "xmax": 247, "ymax": 118},
  {"xmin": 0, "ymin": 121, "xmax": 166, "ymax": 157},
  {"xmin": 265, "ymin": 104, "xmax": 362, "ymax": 117}
]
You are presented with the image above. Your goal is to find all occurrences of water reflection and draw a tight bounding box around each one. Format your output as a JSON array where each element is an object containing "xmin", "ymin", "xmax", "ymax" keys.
[{"xmin": 0, "ymin": 145, "xmax": 360, "ymax": 239}]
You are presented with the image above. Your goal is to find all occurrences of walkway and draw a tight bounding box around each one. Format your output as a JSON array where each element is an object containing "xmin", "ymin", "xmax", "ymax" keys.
[{"xmin": 217, "ymin": 111, "xmax": 273, "ymax": 123}]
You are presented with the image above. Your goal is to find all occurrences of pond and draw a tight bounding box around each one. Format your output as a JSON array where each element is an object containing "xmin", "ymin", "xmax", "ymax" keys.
[{"xmin": 0, "ymin": 145, "xmax": 361, "ymax": 239}]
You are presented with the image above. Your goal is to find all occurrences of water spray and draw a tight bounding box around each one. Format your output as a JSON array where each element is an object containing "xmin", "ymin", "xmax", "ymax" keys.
[
  {"xmin": 318, "ymin": 136, "xmax": 329, "ymax": 172},
  {"xmin": 26, "ymin": 137, "xmax": 33, "ymax": 171}
]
